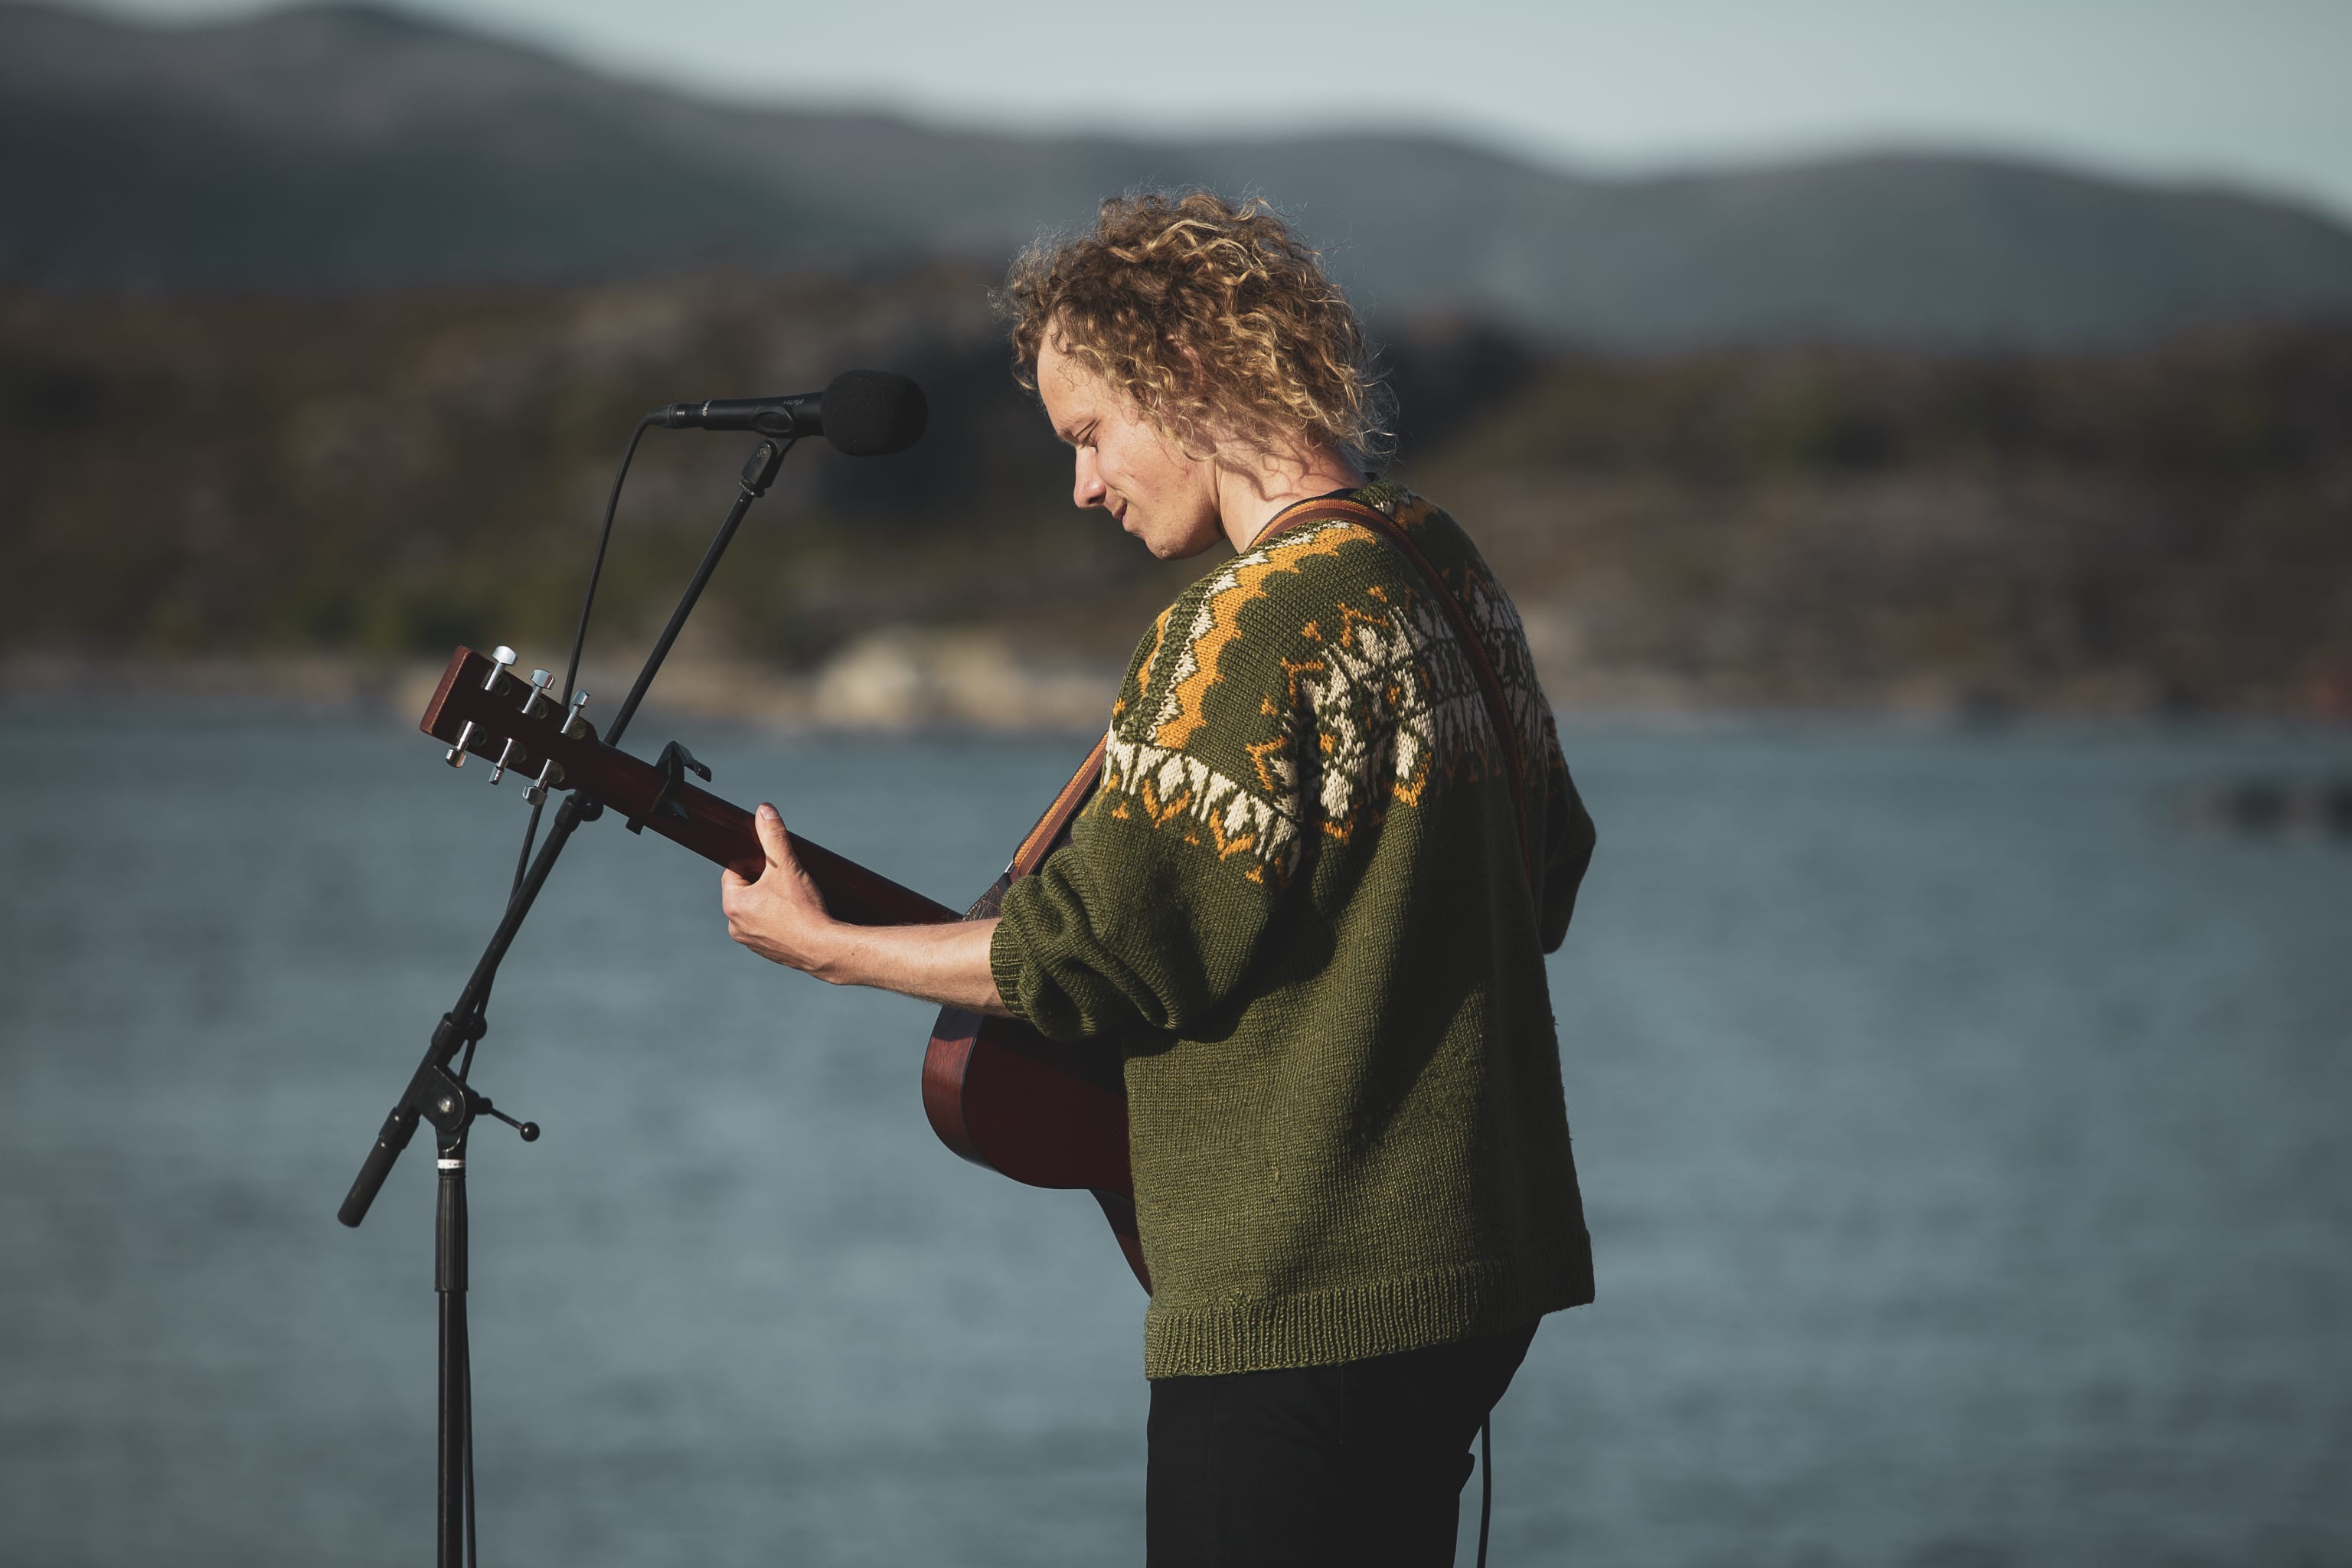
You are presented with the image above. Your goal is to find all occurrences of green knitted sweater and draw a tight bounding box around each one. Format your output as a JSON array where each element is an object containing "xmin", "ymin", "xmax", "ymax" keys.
[{"xmin": 989, "ymin": 482, "xmax": 1597, "ymax": 1379}]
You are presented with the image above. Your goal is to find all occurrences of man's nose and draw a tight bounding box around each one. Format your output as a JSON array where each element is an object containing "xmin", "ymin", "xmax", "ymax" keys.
[{"xmin": 1072, "ymin": 452, "xmax": 1106, "ymax": 509}]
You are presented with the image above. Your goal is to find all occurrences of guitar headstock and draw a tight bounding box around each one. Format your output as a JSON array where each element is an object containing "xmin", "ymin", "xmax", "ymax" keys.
[
  {"xmin": 418, "ymin": 644, "xmax": 959, "ymax": 926},
  {"xmin": 420, "ymin": 645, "xmax": 601, "ymax": 805}
]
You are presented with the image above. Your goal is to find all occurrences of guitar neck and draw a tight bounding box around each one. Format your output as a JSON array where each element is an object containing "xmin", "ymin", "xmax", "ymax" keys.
[{"xmin": 626, "ymin": 773, "xmax": 957, "ymax": 927}]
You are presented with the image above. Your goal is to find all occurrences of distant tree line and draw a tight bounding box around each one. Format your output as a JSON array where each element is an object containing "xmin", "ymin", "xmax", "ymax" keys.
[{"xmin": 3, "ymin": 268, "xmax": 2346, "ymax": 713}]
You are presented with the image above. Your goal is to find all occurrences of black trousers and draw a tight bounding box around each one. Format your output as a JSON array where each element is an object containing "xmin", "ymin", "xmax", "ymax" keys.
[{"xmin": 1145, "ymin": 1321, "xmax": 1538, "ymax": 1568}]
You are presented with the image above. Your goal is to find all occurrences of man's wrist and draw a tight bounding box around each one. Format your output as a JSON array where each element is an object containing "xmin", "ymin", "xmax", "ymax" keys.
[{"xmin": 802, "ymin": 918, "xmax": 858, "ymax": 986}]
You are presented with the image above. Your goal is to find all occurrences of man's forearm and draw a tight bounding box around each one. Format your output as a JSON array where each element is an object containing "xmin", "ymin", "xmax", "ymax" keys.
[
  {"xmin": 720, "ymin": 802, "xmax": 1017, "ymax": 1017},
  {"xmin": 812, "ymin": 914, "xmax": 1015, "ymax": 1017}
]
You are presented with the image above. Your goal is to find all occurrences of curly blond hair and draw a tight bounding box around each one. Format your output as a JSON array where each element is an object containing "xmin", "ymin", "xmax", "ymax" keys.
[{"xmin": 999, "ymin": 190, "xmax": 1390, "ymax": 466}]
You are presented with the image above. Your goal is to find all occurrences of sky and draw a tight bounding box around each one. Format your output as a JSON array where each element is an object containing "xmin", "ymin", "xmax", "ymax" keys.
[{"xmin": 80, "ymin": 0, "xmax": 2352, "ymax": 217}]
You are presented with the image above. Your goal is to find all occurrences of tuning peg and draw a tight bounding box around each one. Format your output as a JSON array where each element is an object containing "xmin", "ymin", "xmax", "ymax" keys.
[
  {"xmin": 521, "ymin": 758, "xmax": 560, "ymax": 805},
  {"xmin": 488, "ymin": 737, "xmax": 521, "ymax": 785},
  {"xmin": 449, "ymin": 645, "xmax": 518, "ymax": 763},
  {"xmin": 560, "ymin": 689, "xmax": 590, "ymax": 737},
  {"xmin": 521, "ymin": 668, "xmax": 554, "ymax": 715}
]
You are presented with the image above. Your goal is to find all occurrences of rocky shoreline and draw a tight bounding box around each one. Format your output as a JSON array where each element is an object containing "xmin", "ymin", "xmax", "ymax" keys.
[
  {"xmin": 12, "ymin": 635, "xmax": 2344, "ymax": 733},
  {"xmin": 0, "ymin": 634, "xmax": 1116, "ymax": 734}
]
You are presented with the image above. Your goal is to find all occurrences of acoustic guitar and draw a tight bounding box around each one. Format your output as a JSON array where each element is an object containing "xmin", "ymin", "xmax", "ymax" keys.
[{"xmin": 420, "ymin": 645, "xmax": 1147, "ymax": 1289}]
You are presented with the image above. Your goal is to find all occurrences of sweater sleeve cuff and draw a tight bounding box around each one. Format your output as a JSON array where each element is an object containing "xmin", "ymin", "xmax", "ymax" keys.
[{"xmin": 987, "ymin": 917, "xmax": 1032, "ymax": 1024}]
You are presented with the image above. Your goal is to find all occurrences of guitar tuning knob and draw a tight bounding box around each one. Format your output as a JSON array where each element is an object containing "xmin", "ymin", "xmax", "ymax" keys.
[
  {"xmin": 522, "ymin": 668, "xmax": 554, "ymax": 715},
  {"xmin": 482, "ymin": 645, "xmax": 518, "ymax": 691},
  {"xmin": 561, "ymin": 689, "xmax": 590, "ymax": 736},
  {"xmin": 521, "ymin": 758, "xmax": 559, "ymax": 805}
]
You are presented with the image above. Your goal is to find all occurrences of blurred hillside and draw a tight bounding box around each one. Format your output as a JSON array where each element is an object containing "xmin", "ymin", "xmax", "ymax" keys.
[
  {"xmin": 6, "ymin": 2, "xmax": 2352, "ymax": 347},
  {"xmin": 5, "ymin": 270, "xmax": 2347, "ymax": 720}
]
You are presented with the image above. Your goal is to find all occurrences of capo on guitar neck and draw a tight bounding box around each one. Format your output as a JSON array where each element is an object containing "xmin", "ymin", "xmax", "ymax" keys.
[{"xmin": 624, "ymin": 740, "xmax": 711, "ymax": 835}]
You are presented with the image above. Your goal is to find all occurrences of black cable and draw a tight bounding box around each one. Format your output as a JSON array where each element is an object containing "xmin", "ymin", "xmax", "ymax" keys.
[
  {"xmin": 455, "ymin": 413, "xmax": 658, "ymax": 1063},
  {"xmin": 509, "ymin": 802, "xmax": 544, "ymax": 905},
  {"xmin": 506, "ymin": 413, "xmax": 658, "ymax": 900},
  {"xmin": 1476, "ymin": 1416, "xmax": 1493, "ymax": 1568}
]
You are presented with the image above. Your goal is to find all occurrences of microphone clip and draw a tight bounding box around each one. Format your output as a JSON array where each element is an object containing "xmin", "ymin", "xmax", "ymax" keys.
[{"xmin": 624, "ymin": 740, "xmax": 712, "ymax": 836}]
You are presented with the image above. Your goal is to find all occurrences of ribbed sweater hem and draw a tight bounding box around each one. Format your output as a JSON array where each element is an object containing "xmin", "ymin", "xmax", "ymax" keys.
[{"xmin": 1142, "ymin": 1240, "xmax": 1595, "ymax": 1379}]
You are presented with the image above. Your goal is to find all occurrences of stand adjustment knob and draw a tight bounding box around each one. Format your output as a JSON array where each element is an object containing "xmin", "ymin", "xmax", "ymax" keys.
[{"xmin": 477, "ymin": 1098, "xmax": 541, "ymax": 1142}]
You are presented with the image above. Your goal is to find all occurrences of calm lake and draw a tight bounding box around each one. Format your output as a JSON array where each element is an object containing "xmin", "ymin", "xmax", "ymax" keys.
[{"xmin": 2, "ymin": 704, "xmax": 2347, "ymax": 1566}]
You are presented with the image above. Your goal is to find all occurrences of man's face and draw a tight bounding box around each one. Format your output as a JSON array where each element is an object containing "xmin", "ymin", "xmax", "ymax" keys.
[{"xmin": 1036, "ymin": 336, "xmax": 1224, "ymax": 560}]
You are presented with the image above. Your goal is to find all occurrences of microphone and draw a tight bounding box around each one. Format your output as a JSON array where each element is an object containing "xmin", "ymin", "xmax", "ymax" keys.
[{"xmin": 655, "ymin": 370, "xmax": 928, "ymax": 456}]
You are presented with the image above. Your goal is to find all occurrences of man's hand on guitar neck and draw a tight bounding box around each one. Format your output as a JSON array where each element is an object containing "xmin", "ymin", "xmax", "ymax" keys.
[{"xmin": 720, "ymin": 802, "xmax": 1016, "ymax": 1018}]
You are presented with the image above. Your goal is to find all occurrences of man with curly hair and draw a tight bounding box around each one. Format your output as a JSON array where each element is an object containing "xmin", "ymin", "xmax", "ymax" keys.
[{"xmin": 720, "ymin": 191, "xmax": 1597, "ymax": 1566}]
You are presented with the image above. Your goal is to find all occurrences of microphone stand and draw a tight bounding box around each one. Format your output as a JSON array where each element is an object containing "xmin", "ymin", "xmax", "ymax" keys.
[{"xmin": 338, "ymin": 433, "xmax": 796, "ymax": 1568}]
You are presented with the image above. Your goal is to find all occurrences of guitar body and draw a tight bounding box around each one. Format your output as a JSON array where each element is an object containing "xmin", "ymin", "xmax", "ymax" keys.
[{"xmin": 921, "ymin": 737, "xmax": 1150, "ymax": 1292}]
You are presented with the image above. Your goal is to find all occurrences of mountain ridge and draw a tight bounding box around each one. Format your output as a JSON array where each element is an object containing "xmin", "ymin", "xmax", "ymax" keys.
[{"xmin": 5, "ymin": 1, "xmax": 2352, "ymax": 346}]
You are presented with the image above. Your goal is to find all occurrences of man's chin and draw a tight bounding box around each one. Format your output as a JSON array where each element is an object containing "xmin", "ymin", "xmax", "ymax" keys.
[
  {"xmin": 1121, "ymin": 514, "xmax": 1171, "ymax": 557},
  {"xmin": 1149, "ymin": 534, "xmax": 1221, "ymax": 563},
  {"xmin": 1123, "ymin": 513, "xmax": 1217, "ymax": 560}
]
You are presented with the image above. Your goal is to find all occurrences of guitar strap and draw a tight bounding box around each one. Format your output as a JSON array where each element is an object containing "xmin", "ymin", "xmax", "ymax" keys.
[{"xmin": 1027, "ymin": 492, "xmax": 1540, "ymax": 895}]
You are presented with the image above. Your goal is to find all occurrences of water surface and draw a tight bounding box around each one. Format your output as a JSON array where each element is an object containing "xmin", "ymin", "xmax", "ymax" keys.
[{"xmin": 2, "ymin": 706, "xmax": 2346, "ymax": 1566}]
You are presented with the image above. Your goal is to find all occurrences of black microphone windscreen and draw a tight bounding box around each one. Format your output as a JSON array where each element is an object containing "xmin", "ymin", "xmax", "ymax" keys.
[{"xmin": 822, "ymin": 371, "xmax": 928, "ymax": 456}]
